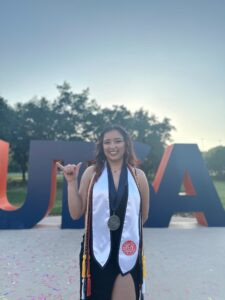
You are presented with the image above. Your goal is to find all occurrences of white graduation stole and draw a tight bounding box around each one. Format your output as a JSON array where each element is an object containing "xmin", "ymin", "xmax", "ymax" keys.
[{"xmin": 92, "ymin": 166, "xmax": 141, "ymax": 274}]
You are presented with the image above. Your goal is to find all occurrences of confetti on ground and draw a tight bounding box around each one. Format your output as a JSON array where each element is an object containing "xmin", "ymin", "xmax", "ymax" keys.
[
  {"xmin": 0, "ymin": 224, "xmax": 83, "ymax": 300},
  {"xmin": 1, "ymin": 216, "xmax": 225, "ymax": 300}
]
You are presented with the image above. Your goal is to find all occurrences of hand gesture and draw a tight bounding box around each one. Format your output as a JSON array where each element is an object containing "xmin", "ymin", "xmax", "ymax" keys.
[{"xmin": 56, "ymin": 162, "xmax": 82, "ymax": 183}]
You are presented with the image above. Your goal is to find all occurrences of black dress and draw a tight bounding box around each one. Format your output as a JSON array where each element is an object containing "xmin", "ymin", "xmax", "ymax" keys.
[{"xmin": 79, "ymin": 164, "xmax": 143, "ymax": 300}]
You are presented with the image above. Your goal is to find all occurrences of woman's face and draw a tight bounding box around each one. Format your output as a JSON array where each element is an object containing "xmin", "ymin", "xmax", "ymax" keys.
[{"xmin": 103, "ymin": 130, "xmax": 126, "ymax": 163}]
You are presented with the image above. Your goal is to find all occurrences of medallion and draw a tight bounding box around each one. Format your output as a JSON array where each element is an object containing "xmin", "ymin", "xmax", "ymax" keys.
[{"xmin": 107, "ymin": 214, "xmax": 121, "ymax": 231}]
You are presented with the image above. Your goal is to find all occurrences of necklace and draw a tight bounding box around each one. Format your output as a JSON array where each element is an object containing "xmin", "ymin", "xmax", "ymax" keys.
[{"xmin": 111, "ymin": 168, "xmax": 121, "ymax": 174}]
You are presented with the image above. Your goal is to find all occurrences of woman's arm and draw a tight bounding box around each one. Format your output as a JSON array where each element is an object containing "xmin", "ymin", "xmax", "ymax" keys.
[
  {"xmin": 136, "ymin": 168, "xmax": 150, "ymax": 224},
  {"xmin": 57, "ymin": 162, "xmax": 95, "ymax": 220}
]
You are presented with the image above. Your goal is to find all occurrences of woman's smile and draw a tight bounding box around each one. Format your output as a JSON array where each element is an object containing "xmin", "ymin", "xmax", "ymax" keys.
[{"xmin": 103, "ymin": 130, "xmax": 125, "ymax": 162}]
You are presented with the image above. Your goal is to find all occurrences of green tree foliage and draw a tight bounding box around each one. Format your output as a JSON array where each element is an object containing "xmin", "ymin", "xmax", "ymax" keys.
[
  {"xmin": 129, "ymin": 109, "xmax": 175, "ymax": 179},
  {"xmin": 52, "ymin": 82, "xmax": 100, "ymax": 141},
  {"xmin": 82, "ymin": 105, "xmax": 132, "ymax": 141},
  {"xmin": 80, "ymin": 105, "xmax": 175, "ymax": 178},
  {"xmin": 0, "ymin": 97, "xmax": 15, "ymax": 141},
  {"xmin": 204, "ymin": 146, "xmax": 225, "ymax": 179},
  {"xmin": 0, "ymin": 97, "xmax": 17, "ymax": 172},
  {"xmin": 11, "ymin": 98, "xmax": 55, "ymax": 182},
  {"xmin": 1, "ymin": 82, "xmax": 176, "ymax": 181}
]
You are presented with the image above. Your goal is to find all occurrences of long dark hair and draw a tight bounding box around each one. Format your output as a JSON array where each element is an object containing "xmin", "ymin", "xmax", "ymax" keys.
[{"xmin": 94, "ymin": 125, "xmax": 138, "ymax": 175}]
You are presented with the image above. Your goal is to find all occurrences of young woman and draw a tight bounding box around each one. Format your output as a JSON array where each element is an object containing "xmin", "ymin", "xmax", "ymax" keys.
[{"xmin": 57, "ymin": 125, "xmax": 149, "ymax": 300}]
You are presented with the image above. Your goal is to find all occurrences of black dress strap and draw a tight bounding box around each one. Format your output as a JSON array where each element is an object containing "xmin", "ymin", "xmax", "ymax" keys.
[{"xmin": 107, "ymin": 162, "xmax": 128, "ymax": 213}]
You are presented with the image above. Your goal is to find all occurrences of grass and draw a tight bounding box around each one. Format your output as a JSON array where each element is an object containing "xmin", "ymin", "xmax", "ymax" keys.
[
  {"xmin": 6, "ymin": 173, "xmax": 63, "ymax": 215},
  {"xmin": 3, "ymin": 174, "xmax": 225, "ymax": 215},
  {"xmin": 213, "ymin": 180, "xmax": 225, "ymax": 208}
]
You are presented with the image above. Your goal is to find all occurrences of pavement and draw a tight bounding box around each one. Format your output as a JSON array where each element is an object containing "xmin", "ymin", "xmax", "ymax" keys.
[{"xmin": 0, "ymin": 216, "xmax": 225, "ymax": 300}]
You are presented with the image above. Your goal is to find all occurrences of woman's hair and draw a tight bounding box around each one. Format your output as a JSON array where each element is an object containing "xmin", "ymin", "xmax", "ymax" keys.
[{"xmin": 94, "ymin": 125, "xmax": 138, "ymax": 175}]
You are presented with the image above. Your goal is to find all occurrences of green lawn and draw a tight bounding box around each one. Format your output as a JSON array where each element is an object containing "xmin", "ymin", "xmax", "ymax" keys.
[
  {"xmin": 213, "ymin": 180, "xmax": 225, "ymax": 208},
  {"xmin": 6, "ymin": 174, "xmax": 63, "ymax": 215},
  {"xmin": 4, "ymin": 174, "xmax": 225, "ymax": 215}
]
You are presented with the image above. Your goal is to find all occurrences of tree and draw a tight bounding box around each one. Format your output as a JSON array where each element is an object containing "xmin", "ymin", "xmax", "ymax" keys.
[
  {"xmin": 81, "ymin": 105, "xmax": 175, "ymax": 179},
  {"xmin": 204, "ymin": 146, "xmax": 225, "ymax": 179},
  {"xmin": 129, "ymin": 109, "xmax": 175, "ymax": 179},
  {"xmin": 0, "ymin": 97, "xmax": 15, "ymax": 141},
  {"xmin": 11, "ymin": 98, "xmax": 55, "ymax": 182},
  {"xmin": 52, "ymin": 82, "xmax": 101, "ymax": 141},
  {"xmin": 82, "ymin": 105, "xmax": 133, "ymax": 141},
  {"xmin": 2, "ymin": 82, "xmax": 176, "ymax": 182}
]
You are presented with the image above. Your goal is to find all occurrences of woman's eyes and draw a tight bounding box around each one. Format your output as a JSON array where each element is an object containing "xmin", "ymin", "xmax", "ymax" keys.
[
  {"xmin": 103, "ymin": 140, "xmax": 123, "ymax": 144},
  {"xmin": 115, "ymin": 140, "xmax": 123, "ymax": 143}
]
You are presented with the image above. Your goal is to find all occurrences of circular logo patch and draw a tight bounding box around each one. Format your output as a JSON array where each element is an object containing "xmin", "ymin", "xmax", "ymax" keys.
[{"xmin": 122, "ymin": 240, "xmax": 137, "ymax": 256}]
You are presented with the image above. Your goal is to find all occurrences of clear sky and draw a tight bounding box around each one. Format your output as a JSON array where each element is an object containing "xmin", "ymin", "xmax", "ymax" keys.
[{"xmin": 0, "ymin": 0, "xmax": 225, "ymax": 151}]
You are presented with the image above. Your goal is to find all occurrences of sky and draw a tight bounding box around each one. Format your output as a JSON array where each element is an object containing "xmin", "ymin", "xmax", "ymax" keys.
[{"xmin": 0, "ymin": 0, "xmax": 225, "ymax": 151}]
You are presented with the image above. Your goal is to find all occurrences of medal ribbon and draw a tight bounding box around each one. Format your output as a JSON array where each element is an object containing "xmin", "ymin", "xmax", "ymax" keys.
[{"xmin": 107, "ymin": 161, "xmax": 127, "ymax": 214}]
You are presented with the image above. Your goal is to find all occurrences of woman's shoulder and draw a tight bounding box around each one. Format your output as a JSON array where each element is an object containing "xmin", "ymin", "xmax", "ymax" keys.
[
  {"xmin": 132, "ymin": 167, "xmax": 149, "ymax": 197},
  {"xmin": 130, "ymin": 165, "xmax": 146, "ymax": 178},
  {"xmin": 83, "ymin": 164, "xmax": 96, "ymax": 177},
  {"xmin": 135, "ymin": 167, "xmax": 145, "ymax": 176},
  {"xmin": 130, "ymin": 166, "xmax": 148, "ymax": 187}
]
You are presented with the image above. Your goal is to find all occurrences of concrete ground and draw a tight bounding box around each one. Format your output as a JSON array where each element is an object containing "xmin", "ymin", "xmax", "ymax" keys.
[{"xmin": 0, "ymin": 216, "xmax": 224, "ymax": 300}]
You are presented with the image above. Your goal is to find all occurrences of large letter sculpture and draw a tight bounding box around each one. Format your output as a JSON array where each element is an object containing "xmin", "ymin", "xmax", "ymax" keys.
[
  {"xmin": 145, "ymin": 144, "xmax": 225, "ymax": 227},
  {"xmin": 0, "ymin": 140, "xmax": 150, "ymax": 229},
  {"xmin": 0, "ymin": 140, "xmax": 94, "ymax": 228},
  {"xmin": 1, "ymin": 141, "xmax": 225, "ymax": 228}
]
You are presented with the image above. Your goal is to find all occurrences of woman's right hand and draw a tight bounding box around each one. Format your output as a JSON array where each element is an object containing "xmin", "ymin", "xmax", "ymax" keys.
[{"xmin": 56, "ymin": 162, "xmax": 82, "ymax": 183}]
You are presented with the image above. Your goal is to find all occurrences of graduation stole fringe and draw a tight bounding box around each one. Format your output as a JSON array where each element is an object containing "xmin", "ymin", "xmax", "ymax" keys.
[
  {"xmin": 81, "ymin": 173, "xmax": 96, "ymax": 300},
  {"xmin": 128, "ymin": 166, "xmax": 147, "ymax": 298}
]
